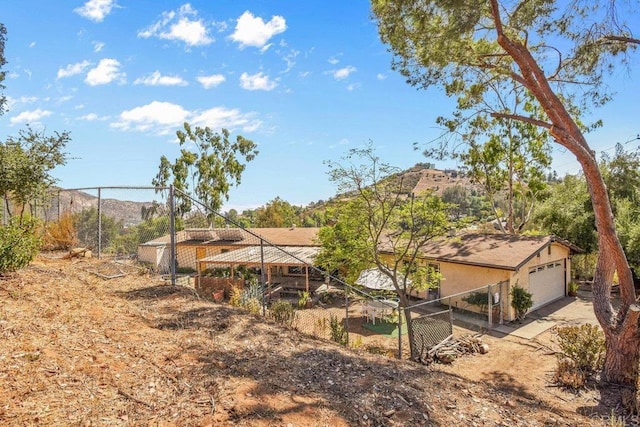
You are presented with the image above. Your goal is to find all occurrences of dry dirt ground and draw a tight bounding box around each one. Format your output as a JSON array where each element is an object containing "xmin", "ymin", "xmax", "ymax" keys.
[{"xmin": 0, "ymin": 256, "xmax": 631, "ymax": 426}]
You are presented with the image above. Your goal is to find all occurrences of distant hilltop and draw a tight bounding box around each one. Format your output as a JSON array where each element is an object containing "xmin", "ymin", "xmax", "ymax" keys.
[
  {"xmin": 49, "ymin": 189, "xmax": 157, "ymax": 226},
  {"xmin": 402, "ymin": 165, "xmax": 474, "ymax": 196}
]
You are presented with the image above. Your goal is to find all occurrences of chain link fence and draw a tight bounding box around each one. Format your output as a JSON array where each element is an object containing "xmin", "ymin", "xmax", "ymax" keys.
[
  {"xmin": 46, "ymin": 187, "xmax": 173, "ymax": 263},
  {"xmin": 39, "ymin": 186, "xmax": 509, "ymax": 361}
]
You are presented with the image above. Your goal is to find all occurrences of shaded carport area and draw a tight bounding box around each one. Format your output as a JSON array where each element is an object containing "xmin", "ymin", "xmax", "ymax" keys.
[{"xmin": 196, "ymin": 245, "xmax": 320, "ymax": 293}]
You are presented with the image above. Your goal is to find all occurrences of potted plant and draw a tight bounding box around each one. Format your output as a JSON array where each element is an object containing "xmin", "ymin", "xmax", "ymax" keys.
[
  {"xmin": 568, "ymin": 281, "xmax": 579, "ymax": 297},
  {"xmin": 212, "ymin": 289, "xmax": 225, "ymax": 302}
]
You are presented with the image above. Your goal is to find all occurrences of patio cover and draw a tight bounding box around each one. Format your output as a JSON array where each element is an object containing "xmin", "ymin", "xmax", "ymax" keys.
[
  {"xmin": 355, "ymin": 268, "xmax": 410, "ymax": 291},
  {"xmin": 197, "ymin": 245, "xmax": 319, "ymax": 292},
  {"xmin": 198, "ymin": 245, "xmax": 318, "ymax": 266}
]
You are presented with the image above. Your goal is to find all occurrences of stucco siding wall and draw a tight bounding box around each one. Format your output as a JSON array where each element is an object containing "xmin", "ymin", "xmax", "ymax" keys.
[
  {"xmin": 138, "ymin": 245, "xmax": 161, "ymax": 266},
  {"xmin": 439, "ymin": 263, "xmax": 511, "ymax": 298},
  {"xmin": 177, "ymin": 244, "xmax": 245, "ymax": 270}
]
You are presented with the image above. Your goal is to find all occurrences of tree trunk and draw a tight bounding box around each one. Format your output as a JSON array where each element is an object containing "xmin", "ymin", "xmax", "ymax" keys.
[
  {"xmin": 489, "ymin": 0, "xmax": 640, "ymax": 391},
  {"xmin": 603, "ymin": 319, "xmax": 640, "ymax": 386}
]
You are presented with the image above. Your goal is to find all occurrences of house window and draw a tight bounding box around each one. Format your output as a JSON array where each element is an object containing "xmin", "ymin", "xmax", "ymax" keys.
[
  {"xmin": 196, "ymin": 247, "xmax": 206, "ymax": 260},
  {"xmin": 221, "ymin": 249, "xmax": 230, "ymax": 253}
]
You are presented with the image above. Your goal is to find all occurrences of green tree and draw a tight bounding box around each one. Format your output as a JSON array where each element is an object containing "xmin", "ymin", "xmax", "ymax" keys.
[
  {"xmin": 533, "ymin": 174, "xmax": 597, "ymax": 253},
  {"xmin": 254, "ymin": 197, "xmax": 299, "ymax": 228},
  {"xmin": 371, "ymin": 0, "xmax": 640, "ymax": 393},
  {"xmin": 0, "ymin": 127, "xmax": 70, "ymax": 221},
  {"xmin": 153, "ymin": 123, "xmax": 258, "ymax": 217},
  {"xmin": 74, "ymin": 208, "xmax": 121, "ymax": 251},
  {"xmin": 318, "ymin": 144, "xmax": 452, "ymax": 352},
  {"xmin": 458, "ymin": 114, "xmax": 551, "ymax": 234}
]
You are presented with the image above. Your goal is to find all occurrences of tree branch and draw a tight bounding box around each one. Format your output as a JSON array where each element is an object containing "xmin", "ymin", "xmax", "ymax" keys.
[
  {"xmin": 490, "ymin": 112, "xmax": 552, "ymax": 129},
  {"xmin": 603, "ymin": 35, "xmax": 640, "ymax": 45}
]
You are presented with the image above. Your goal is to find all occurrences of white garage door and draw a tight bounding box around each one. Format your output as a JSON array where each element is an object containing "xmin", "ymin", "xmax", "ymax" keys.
[{"xmin": 528, "ymin": 260, "xmax": 565, "ymax": 310}]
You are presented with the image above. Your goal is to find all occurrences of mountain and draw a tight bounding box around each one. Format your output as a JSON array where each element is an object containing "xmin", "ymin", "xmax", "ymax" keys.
[{"xmin": 48, "ymin": 189, "xmax": 156, "ymax": 226}]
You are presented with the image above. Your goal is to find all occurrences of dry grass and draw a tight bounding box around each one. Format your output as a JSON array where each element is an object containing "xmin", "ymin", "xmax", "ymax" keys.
[{"xmin": 0, "ymin": 255, "xmax": 622, "ymax": 426}]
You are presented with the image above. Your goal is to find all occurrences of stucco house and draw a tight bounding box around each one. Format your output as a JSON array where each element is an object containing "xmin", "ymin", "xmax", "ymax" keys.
[
  {"xmin": 382, "ymin": 233, "xmax": 580, "ymax": 321},
  {"xmin": 139, "ymin": 228, "xmax": 579, "ymax": 320},
  {"xmin": 138, "ymin": 226, "xmax": 322, "ymax": 291}
]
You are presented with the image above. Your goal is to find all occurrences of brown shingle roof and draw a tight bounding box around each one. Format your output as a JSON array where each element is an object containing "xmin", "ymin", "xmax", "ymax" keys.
[
  {"xmin": 142, "ymin": 227, "xmax": 320, "ymax": 247},
  {"xmin": 384, "ymin": 233, "xmax": 576, "ymax": 271},
  {"xmin": 246, "ymin": 227, "xmax": 319, "ymax": 246}
]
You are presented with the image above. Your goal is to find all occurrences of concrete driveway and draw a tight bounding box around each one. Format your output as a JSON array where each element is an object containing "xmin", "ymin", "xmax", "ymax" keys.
[{"xmin": 493, "ymin": 285, "xmax": 598, "ymax": 340}]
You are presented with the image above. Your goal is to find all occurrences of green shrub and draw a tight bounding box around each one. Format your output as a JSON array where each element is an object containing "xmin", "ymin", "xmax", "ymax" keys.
[
  {"xmin": 0, "ymin": 219, "xmax": 41, "ymax": 274},
  {"xmin": 243, "ymin": 297, "xmax": 262, "ymax": 315},
  {"xmin": 269, "ymin": 300, "xmax": 296, "ymax": 327},
  {"xmin": 462, "ymin": 292, "xmax": 489, "ymax": 311},
  {"xmin": 510, "ymin": 284, "xmax": 533, "ymax": 320},
  {"xmin": 329, "ymin": 314, "xmax": 347, "ymax": 346},
  {"xmin": 554, "ymin": 324, "xmax": 605, "ymax": 373},
  {"xmin": 297, "ymin": 290, "xmax": 312, "ymax": 308}
]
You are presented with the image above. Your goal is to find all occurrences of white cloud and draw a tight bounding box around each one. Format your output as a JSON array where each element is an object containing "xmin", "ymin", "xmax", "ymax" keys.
[
  {"xmin": 29, "ymin": 42, "xmax": 36, "ymax": 48},
  {"xmin": 346, "ymin": 83, "xmax": 361, "ymax": 91},
  {"xmin": 138, "ymin": 4, "xmax": 213, "ymax": 47},
  {"xmin": 377, "ymin": 73, "xmax": 387, "ymax": 80},
  {"xmin": 10, "ymin": 109, "xmax": 52, "ymax": 125},
  {"xmin": 56, "ymin": 95, "xmax": 74, "ymax": 104},
  {"xmin": 85, "ymin": 58, "xmax": 125, "ymax": 86},
  {"xmin": 197, "ymin": 74, "xmax": 226, "ymax": 89},
  {"xmin": 192, "ymin": 107, "xmax": 261, "ymax": 132},
  {"xmin": 79, "ymin": 113, "xmax": 108, "ymax": 121},
  {"xmin": 7, "ymin": 96, "xmax": 38, "ymax": 109},
  {"xmin": 57, "ymin": 60, "xmax": 92, "ymax": 79},
  {"xmin": 281, "ymin": 49, "xmax": 299, "ymax": 73},
  {"xmin": 330, "ymin": 65, "xmax": 357, "ymax": 80},
  {"xmin": 328, "ymin": 57, "xmax": 339, "ymax": 65},
  {"xmin": 93, "ymin": 41, "xmax": 105, "ymax": 52},
  {"xmin": 133, "ymin": 71, "xmax": 188, "ymax": 87},
  {"xmin": 111, "ymin": 101, "xmax": 261, "ymax": 135},
  {"xmin": 229, "ymin": 11, "xmax": 286, "ymax": 49},
  {"xmin": 239, "ymin": 72, "xmax": 277, "ymax": 91},
  {"xmin": 74, "ymin": 0, "xmax": 117, "ymax": 23},
  {"xmin": 111, "ymin": 101, "xmax": 189, "ymax": 134}
]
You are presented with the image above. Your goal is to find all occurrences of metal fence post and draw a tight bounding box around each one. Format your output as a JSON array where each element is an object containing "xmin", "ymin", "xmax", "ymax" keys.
[
  {"xmin": 398, "ymin": 306, "xmax": 403, "ymax": 359},
  {"xmin": 499, "ymin": 280, "xmax": 505, "ymax": 325},
  {"xmin": 169, "ymin": 185, "xmax": 176, "ymax": 286},
  {"xmin": 344, "ymin": 287, "xmax": 349, "ymax": 347},
  {"xmin": 487, "ymin": 283, "xmax": 493, "ymax": 327},
  {"xmin": 260, "ymin": 239, "xmax": 266, "ymax": 317},
  {"xmin": 97, "ymin": 188, "xmax": 102, "ymax": 260}
]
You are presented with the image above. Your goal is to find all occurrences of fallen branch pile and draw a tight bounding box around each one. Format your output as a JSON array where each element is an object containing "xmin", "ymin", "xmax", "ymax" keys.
[{"xmin": 424, "ymin": 334, "xmax": 488, "ymax": 365}]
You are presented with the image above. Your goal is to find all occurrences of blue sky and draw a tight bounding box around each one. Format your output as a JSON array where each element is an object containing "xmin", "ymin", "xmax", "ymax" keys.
[{"xmin": 1, "ymin": 1, "xmax": 639, "ymax": 211}]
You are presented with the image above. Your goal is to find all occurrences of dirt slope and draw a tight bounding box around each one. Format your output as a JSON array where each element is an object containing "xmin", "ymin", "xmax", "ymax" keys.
[{"xmin": 0, "ymin": 256, "xmax": 617, "ymax": 426}]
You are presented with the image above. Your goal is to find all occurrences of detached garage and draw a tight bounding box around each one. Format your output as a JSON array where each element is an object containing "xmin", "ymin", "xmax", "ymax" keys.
[
  {"xmin": 529, "ymin": 260, "xmax": 566, "ymax": 310},
  {"xmin": 394, "ymin": 233, "xmax": 581, "ymax": 321}
]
